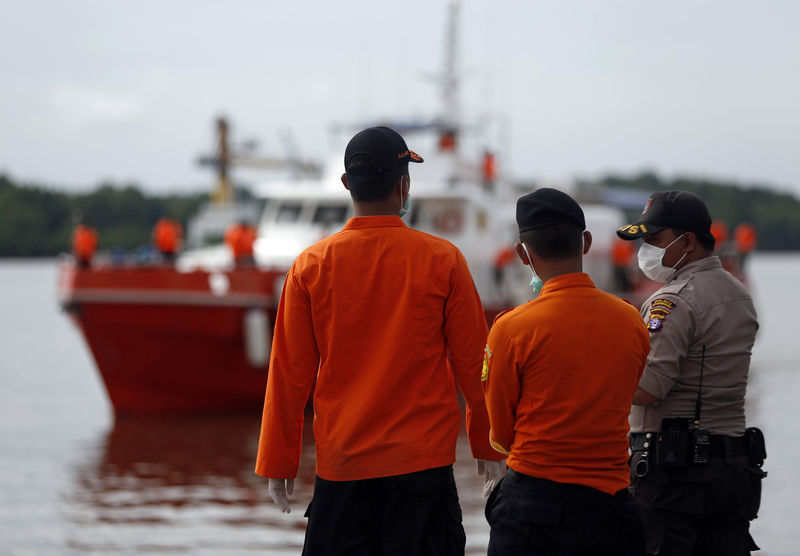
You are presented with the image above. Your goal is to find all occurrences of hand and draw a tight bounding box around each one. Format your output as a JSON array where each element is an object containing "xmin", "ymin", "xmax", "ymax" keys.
[
  {"xmin": 477, "ymin": 459, "xmax": 506, "ymax": 499},
  {"xmin": 268, "ymin": 478, "xmax": 295, "ymax": 513}
]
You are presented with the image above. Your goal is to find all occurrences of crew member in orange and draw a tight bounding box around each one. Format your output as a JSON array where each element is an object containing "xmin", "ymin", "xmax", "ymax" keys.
[
  {"xmin": 255, "ymin": 126, "xmax": 503, "ymax": 555},
  {"xmin": 482, "ymin": 188, "xmax": 651, "ymax": 556},
  {"xmin": 611, "ymin": 236, "xmax": 636, "ymax": 292},
  {"xmin": 734, "ymin": 223, "xmax": 757, "ymax": 255},
  {"xmin": 482, "ymin": 149, "xmax": 497, "ymax": 191},
  {"xmin": 152, "ymin": 218, "xmax": 182, "ymax": 261},
  {"xmin": 72, "ymin": 224, "xmax": 98, "ymax": 267},
  {"xmin": 224, "ymin": 221, "xmax": 257, "ymax": 266},
  {"xmin": 710, "ymin": 219, "xmax": 730, "ymax": 248}
]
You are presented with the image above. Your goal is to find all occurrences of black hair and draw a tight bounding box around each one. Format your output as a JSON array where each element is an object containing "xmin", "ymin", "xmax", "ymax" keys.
[
  {"xmin": 672, "ymin": 228, "xmax": 715, "ymax": 252},
  {"xmin": 346, "ymin": 155, "xmax": 407, "ymax": 202},
  {"xmin": 519, "ymin": 223, "xmax": 584, "ymax": 260}
]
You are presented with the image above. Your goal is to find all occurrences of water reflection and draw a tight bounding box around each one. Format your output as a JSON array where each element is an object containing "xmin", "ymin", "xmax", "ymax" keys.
[
  {"xmin": 65, "ymin": 413, "xmax": 315, "ymax": 554},
  {"xmin": 64, "ymin": 411, "xmax": 492, "ymax": 554}
]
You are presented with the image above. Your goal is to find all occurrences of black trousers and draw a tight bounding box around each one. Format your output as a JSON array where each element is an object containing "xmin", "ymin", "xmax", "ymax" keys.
[
  {"xmin": 485, "ymin": 469, "xmax": 644, "ymax": 556},
  {"xmin": 629, "ymin": 452, "xmax": 762, "ymax": 556},
  {"xmin": 302, "ymin": 465, "xmax": 465, "ymax": 556}
]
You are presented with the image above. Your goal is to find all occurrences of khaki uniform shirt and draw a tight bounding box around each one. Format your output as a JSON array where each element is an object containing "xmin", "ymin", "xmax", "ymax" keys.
[{"xmin": 630, "ymin": 256, "xmax": 758, "ymax": 436}]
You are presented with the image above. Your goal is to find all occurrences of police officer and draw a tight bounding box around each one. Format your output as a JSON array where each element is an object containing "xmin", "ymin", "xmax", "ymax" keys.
[
  {"xmin": 483, "ymin": 188, "xmax": 651, "ymax": 555},
  {"xmin": 617, "ymin": 190, "xmax": 765, "ymax": 555}
]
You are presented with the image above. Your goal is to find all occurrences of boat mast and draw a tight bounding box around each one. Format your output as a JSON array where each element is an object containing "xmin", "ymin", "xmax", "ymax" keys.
[
  {"xmin": 197, "ymin": 117, "xmax": 320, "ymax": 205},
  {"xmin": 438, "ymin": 0, "xmax": 460, "ymax": 152}
]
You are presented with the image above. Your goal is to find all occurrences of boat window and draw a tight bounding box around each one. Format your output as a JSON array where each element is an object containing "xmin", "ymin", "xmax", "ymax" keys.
[
  {"xmin": 276, "ymin": 203, "xmax": 302, "ymax": 223},
  {"xmin": 312, "ymin": 205, "xmax": 348, "ymax": 226}
]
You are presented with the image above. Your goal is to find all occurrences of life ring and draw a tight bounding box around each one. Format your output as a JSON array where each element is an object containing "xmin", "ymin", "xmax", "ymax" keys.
[{"xmin": 434, "ymin": 209, "xmax": 464, "ymax": 234}]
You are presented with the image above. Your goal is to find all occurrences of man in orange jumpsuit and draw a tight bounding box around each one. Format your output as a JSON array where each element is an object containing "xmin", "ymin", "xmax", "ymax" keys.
[
  {"xmin": 482, "ymin": 188, "xmax": 651, "ymax": 555},
  {"xmin": 255, "ymin": 126, "xmax": 503, "ymax": 555}
]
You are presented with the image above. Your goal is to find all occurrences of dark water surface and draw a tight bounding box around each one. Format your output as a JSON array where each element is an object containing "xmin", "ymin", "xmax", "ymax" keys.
[{"xmin": 1, "ymin": 255, "xmax": 797, "ymax": 554}]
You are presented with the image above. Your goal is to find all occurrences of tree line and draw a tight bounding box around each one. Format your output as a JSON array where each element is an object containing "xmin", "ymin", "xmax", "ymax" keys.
[
  {"xmin": 1, "ymin": 171, "xmax": 798, "ymax": 257},
  {"xmin": 596, "ymin": 172, "xmax": 800, "ymax": 252},
  {"xmin": 0, "ymin": 175, "xmax": 207, "ymax": 257}
]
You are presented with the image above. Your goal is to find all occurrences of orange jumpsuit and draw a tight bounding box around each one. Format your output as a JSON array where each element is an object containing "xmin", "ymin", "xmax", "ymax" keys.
[
  {"xmin": 483, "ymin": 273, "xmax": 650, "ymax": 494},
  {"xmin": 153, "ymin": 218, "xmax": 182, "ymax": 254},
  {"xmin": 255, "ymin": 215, "xmax": 500, "ymax": 481}
]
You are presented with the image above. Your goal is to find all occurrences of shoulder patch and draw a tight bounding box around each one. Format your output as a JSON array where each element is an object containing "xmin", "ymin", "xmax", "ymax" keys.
[
  {"xmin": 647, "ymin": 298, "xmax": 676, "ymax": 331},
  {"xmin": 481, "ymin": 344, "xmax": 492, "ymax": 381},
  {"xmin": 651, "ymin": 298, "xmax": 676, "ymax": 310}
]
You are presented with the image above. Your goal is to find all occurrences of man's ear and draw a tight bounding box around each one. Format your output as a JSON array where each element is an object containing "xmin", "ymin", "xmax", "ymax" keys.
[
  {"xmin": 514, "ymin": 242, "xmax": 531, "ymax": 266},
  {"xmin": 684, "ymin": 231, "xmax": 699, "ymax": 253},
  {"xmin": 398, "ymin": 175, "xmax": 409, "ymax": 197},
  {"xmin": 341, "ymin": 173, "xmax": 349, "ymax": 190},
  {"xmin": 583, "ymin": 230, "xmax": 592, "ymax": 255}
]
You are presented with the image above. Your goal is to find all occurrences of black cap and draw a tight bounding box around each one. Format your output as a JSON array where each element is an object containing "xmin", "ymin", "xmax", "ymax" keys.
[
  {"xmin": 344, "ymin": 126, "xmax": 423, "ymax": 174},
  {"xmin": 617, "ymin": 190, "xmax": 713, "ymax": 242},
  {"xmin": 516, "ymin": 188, "xmax": 586, "ymax": 234}
]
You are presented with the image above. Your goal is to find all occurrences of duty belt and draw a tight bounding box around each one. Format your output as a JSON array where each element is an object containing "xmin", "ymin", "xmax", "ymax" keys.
[{"xmin": 630, "ymin": 432, "xmax": 748, "ymax": 458}]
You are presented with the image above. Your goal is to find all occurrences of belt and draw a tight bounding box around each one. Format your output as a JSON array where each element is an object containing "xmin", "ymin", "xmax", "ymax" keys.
[{"xmin": 630, "ymin": 432, "xmax": 748, "ymax": 458}]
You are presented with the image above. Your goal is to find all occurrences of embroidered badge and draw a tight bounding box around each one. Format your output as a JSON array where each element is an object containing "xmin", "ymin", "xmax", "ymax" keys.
[
  {"xmin": 481, "ymin": 345, "xmax": 492, "ymax": 382},
  {"xmin": 647, "ymin": 298, "xmax": 675, "ymax": 332},
  {"xmin": 651, "ymin": 299, "xmax": 676, "ymax": 310}
]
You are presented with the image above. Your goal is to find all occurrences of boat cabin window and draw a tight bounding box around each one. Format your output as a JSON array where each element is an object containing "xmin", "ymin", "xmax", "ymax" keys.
[
  {"xmin": 276, "ymin": 203, "xmax": 303, "ymax": 223},
  {"xmin": 312, "ymin": 204, "xmax": 348, "ymax": 226},
  {"xmin": 410, "ymin": 199, "xmax": 466, "ymax": 235}
]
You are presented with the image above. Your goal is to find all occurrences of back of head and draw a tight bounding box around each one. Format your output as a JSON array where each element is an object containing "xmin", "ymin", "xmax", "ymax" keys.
[
  {"xmin": 343, "ymin": 126, "xmax": 423, "ymax": 202},
  {"xmin": 516, "ymin": 188, "xmax": 586, "ymax": 259}
]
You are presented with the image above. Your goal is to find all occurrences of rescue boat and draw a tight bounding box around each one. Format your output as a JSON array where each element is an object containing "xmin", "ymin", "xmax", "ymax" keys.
[
  {"xmin": 58, "ymin": 1, "xmax": 630, "ymax": 416},
  {"xmin": 58, "ymin": 124, "xmax": 630, "ymax": 416}
]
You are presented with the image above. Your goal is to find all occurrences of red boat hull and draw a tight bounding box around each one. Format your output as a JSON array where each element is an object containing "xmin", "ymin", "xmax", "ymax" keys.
[
  {"xmin": 60, "ymin": 261, "xmax": 281, "ymax": 416},
  {"xmin": 60, "ymin": 260, "xmax": 512, "ymax": 416}
]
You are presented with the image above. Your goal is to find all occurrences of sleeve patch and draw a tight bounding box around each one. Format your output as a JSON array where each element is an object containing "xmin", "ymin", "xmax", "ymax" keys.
[
  {"xmin": 647, "ymin": 298, "xmax": 676, "ymax": 331},
  {"xmin": 651, "ymin": 298, "xmax": 676, "ymax": 310},
  {"xmin": 481, "ymin": 345, "xmax": 492, "ymax": 382}
]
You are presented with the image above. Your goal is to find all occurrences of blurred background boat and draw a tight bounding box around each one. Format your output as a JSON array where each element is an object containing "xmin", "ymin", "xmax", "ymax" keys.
[{"xmin": 56, "ymin": 0, "xmax": 685, "ymax": 417}]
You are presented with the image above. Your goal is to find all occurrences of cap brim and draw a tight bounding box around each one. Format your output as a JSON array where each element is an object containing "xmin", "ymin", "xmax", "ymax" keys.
[
  {"xmin": 406, "ymin": 150, "xmax": 423, "ymax": 163},
  {"xmin": 616, "ymin": 222, "xmax": 667, "ymax": 240}
]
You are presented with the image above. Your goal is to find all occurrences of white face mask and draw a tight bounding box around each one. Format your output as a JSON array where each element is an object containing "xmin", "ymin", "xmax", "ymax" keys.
[{"xmin": 637, "ymin": 234, "xmax": 687, "ymax": 283}]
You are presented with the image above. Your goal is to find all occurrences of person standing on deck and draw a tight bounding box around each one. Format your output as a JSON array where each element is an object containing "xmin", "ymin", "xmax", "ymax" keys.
[
  {"xmin": 482, "ymin": 188, "xmax": 650, "ymax": 556},
  {"xmin": 255, "ymin": 126, "xmax": 504, "ymax": 555},
  {"xmin": 618, "ymin": 190, "xmax": 765, "ymax": 556}
]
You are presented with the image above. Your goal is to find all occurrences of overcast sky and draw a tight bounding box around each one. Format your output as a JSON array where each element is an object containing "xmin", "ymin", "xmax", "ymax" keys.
[{"xmin": 1, "ymin": 0, "xmax": 798, "ymax": 196}]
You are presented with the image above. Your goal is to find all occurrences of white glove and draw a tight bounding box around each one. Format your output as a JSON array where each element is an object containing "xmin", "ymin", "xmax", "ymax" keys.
[
  {"xmin": 268, "ymin": 478, "xmax": 295, "ymax": 513},
  {"xmin": 477, "ymin": 459, "xmax": 506, "ymax": 499}
]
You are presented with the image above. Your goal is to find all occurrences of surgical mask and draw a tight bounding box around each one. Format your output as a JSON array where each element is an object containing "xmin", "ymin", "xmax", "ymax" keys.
[
  {"xmin": 521, "ymin": 243, "xmax": 544, "ymax": 295},
  {"xmin": 398, "ymin": 193, "xmax": 410, "ymax": 218},
  {"xmin": 637, "ymin": 234, "xmax": 687, "ymax": 283}
]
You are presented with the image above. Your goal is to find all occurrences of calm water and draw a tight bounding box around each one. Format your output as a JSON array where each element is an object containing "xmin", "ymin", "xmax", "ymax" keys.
[{"xmin": 0, "ymin": 254, "xmax": 798, "ymax": 555}]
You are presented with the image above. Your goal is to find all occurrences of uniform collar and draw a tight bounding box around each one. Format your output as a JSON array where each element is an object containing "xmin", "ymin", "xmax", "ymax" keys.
[
  {"xmin": 540, "ymin": 272, "xmax": 596, "ymax": 296},
  {"xmin": 672, "ymin": 256, "xmax": 721, "ymax": 281},
  {"xmin": 343, "ymin": 215, "xmax": 407, "ymax": 230}
]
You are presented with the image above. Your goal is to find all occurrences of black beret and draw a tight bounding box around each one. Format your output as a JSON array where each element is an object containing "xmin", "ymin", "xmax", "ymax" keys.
[{"xmin": 516, "ymin": 188, "xmax": 586, "ymax": 234}]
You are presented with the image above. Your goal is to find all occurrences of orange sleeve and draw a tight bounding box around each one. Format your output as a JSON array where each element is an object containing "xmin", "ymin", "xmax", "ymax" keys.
[
  {"xmin": 255, "ymin": 265, "xmax": 319, "ymax": 478},
  {"xmin": 443, "ymin": 249, "xmax": 502, "ymax": 461},
  {"xmin": 482, "ymin": 321, "xmax": 519, "ymax": 455}
]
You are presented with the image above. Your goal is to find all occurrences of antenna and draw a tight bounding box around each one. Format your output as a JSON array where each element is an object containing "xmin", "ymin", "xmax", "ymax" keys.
[{"xmin": 441, "ymin": 0, "xmax": 460, "ymax": 134}]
